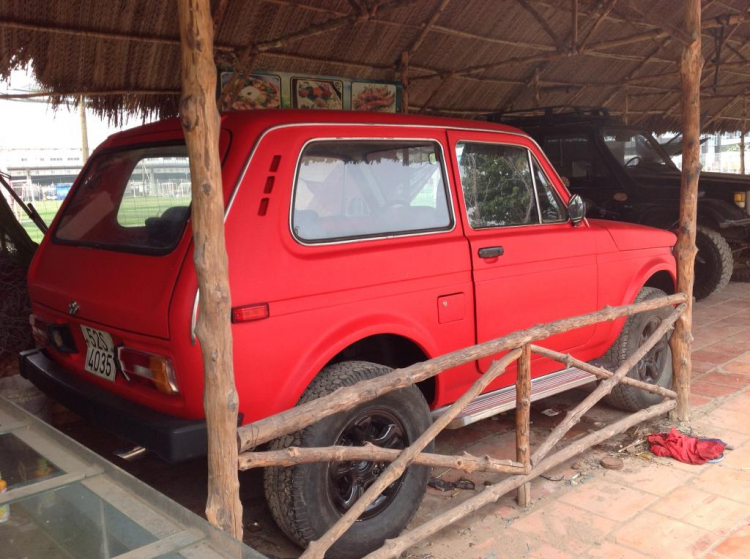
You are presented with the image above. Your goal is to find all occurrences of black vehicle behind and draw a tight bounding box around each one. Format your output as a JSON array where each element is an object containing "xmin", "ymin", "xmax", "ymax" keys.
[{"xmin": 491, "ymin": 106, "xmax": 750, "ymax": 299}]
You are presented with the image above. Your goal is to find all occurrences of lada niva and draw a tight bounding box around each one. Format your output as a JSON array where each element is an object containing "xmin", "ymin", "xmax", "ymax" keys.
[{"xmin": 21, "ymin": 110, "xmax": 676, "ymax": 558}]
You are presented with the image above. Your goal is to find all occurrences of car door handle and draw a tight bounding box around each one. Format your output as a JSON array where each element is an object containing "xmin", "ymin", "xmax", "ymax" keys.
[{"xmin": 478, "ymin": 246, "xmax": 504, "ymax": 258}]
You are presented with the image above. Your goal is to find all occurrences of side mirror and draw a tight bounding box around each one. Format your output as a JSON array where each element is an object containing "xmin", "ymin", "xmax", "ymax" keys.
[{"xmin": 568, "ymin": 194, "xmax": 586, "ymax": 226}]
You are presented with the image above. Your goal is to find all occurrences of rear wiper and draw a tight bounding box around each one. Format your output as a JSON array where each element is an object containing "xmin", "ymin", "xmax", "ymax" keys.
[{"xmin": 0, "ymin": 172, "xmax": 48, "ymax": 234}]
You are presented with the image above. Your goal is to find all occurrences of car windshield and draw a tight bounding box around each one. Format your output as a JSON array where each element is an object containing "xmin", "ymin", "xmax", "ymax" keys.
[
  {"xmin": 603, "ymin": 129, "xmax": 676, "ymax": 171},
  {"xmin": 54, "ymin": 144, "xmax": 192, "ymax": 254}
]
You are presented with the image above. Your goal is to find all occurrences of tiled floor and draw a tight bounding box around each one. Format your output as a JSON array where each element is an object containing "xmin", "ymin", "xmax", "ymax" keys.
[
  {"xmin": 46, "ymin": 282, "xmax": 750, "ymax": 558},
  {"xmin": 401, "ymin": 282, "xmax": 750, "ymax": 559}
]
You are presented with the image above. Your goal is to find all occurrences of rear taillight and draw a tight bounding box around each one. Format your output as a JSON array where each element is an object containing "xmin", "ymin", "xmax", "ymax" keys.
[
  {"xmin": 29, "ymin": 315, "xmax": 49, "ymax": 347},
  {"xmin": 117, "ymin": 347, "xmax": 179, "ymax": 394},
  {"xmin": 29, "ymin": 315, "xmax": 78, "ymax": 353}
]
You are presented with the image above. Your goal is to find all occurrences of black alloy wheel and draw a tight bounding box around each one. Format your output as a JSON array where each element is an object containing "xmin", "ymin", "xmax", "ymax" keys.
[
  {"xmin": 328, "ymin": 410, "xmax": 407, "ymax": 520},
  {"xmin": 636, "ymin": 315, "xmax": 669, "ymax": 385}
]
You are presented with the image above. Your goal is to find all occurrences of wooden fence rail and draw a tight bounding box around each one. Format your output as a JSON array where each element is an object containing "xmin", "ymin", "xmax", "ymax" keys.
[
  {"xmin": 237, "ymin": 292, "xmax": 687, "ymax": 452},
  {"xmin": 236, "ymin": 294, "xmax": 686, "ymax": 559}
]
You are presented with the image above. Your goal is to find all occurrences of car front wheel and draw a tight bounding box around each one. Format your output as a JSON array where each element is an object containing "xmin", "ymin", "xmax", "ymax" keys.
[
  {"xmin": 264, "ymin": 361, "xmax": 432, "ymax": 559},
  {"xmin": 604, "ymin": 287, "xmax": 673, "ymax": 412}
]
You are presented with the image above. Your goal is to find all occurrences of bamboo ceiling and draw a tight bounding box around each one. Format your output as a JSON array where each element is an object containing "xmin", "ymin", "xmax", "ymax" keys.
[{"xmin": 1, "ymin": 0, "xmax": 749, "ymax": 132}]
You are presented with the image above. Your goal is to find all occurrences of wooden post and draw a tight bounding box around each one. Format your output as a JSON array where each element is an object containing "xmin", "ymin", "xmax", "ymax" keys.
[
  {"xmin": 516, "ymin": 345, "xmax": 531, "ymax": 506},
  {"xmin": 741, "ymin": 98, "xmax": 746, "ymax": 175},
  {"xmin": 670, "ymin": 0, "xmax": 702, "ymax": 423},
  {"xmin": 79, "ymin": 95, "xmax": 89, "ymax": 163},
  {"xmin": 177, "ymin": 0, "xmax": 243, "ymax": 539},
  {"xmin": 400, "ymin": 51, "xmax": 409, "ymax": 113},
  {"xmin": 624, "ymin": 88, "xmax": 630, "ymax": 125}
]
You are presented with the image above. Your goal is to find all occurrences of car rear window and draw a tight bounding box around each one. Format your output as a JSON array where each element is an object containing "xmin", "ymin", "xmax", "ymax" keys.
[
  {"xmin": 292, "ymin": 140, "xmax": 452, "ymax": 242},
  {"xmin": 54, "ymin": 145, "xmax": 191, "ymax": 254}
]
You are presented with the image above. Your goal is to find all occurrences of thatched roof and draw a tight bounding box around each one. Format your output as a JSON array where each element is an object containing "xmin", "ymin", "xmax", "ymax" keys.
[{"xmin": 1, "ymin": 0, "xmax": 749, "ymax": 131}]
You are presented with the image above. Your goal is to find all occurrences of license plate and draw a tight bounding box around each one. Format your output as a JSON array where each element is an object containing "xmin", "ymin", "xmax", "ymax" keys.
[{"xmin": 80, "ymin": 325, "xmax": 117, "ymax": 382}]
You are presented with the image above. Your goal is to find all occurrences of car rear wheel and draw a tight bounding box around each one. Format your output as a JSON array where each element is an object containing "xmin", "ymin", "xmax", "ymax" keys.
[
  {"xmin": 694, "ymin": 226, "xmax": 733, "ymax": 300},
  {"xmin": 264, "ymin": 361, "xmax": 432, "ymax": 559},
  {"xmin": 604, "ymin": 287, "xmax": 673, "ymax": 412}
]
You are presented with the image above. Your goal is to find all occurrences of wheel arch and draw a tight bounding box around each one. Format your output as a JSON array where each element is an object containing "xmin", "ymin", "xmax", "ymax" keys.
[
  {"xmin": 325, "ymin": 334, "xmax": 435, "ymax": 404},
  {"xmin": 643, "ymin": 269, "xmax": 676, "ymax": 295},
  {"xmin": 267, "ymin": 321, "xmax": 442, "ymax": 418}
]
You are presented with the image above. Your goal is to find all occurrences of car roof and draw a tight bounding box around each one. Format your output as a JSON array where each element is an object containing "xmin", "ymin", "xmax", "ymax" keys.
[{"xmin": 104, "ymin": 109, "xmax": 530, "ymax": 144}]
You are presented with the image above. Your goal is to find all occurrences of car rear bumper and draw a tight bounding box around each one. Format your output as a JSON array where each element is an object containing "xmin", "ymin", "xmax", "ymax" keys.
[{"xmin": 19, "ymin": 348, "xmax": 207, "ymax": 463}]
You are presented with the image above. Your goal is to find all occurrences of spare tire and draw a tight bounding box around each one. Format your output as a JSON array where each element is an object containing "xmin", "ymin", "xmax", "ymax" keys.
[{"xmin": 694, "ymin": 226, "xmax": 732, "ymax": 300}]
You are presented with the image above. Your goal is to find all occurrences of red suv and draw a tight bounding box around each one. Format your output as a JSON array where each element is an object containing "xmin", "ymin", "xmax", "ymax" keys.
[{"xmin": 21, "ymin": 110, "xmax": 676, "ymax": 557}]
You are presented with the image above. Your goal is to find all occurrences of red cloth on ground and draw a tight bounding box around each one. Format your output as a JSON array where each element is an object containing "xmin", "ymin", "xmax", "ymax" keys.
[{"xmin": 647, "ymin": 427, "xmax": 725, "ymax": 465}]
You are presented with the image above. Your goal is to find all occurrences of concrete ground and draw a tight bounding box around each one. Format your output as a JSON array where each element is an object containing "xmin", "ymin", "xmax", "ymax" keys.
[{"xmin": 53, "ymin": 282, "xmax": 750, "ymax": 559}]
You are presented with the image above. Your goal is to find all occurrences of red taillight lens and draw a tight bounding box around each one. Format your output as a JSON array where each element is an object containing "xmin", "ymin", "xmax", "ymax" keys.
[
  {"xmin": 232, "ymin": 303, "xmax": 269, "ymax": 323},
  {"xmin": 117, "ymin": 347, "xmax": 178, "ymax": 394}
]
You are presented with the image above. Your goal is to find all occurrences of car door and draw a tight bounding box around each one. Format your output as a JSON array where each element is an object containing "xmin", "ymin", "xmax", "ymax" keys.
[{"xmin": 448, "ymin": 129, "xmax": 599, "ymax": 389}]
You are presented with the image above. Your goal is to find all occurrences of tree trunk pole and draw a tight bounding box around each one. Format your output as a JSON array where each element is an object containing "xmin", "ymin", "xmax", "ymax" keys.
[
  {"xmin": 400, "ymin": 51, "xmax": 409, "ymax": 113},
  {"xmin": 516, "ymin": 344, "xmax": 531, "ymax": 506},
  {"xmin": 670, "ymin": 0, "xmax": 702, "ymax": 423},
  {"xmin": 177, "ymin": 0, "xmax": 243, "ymax": 539}
]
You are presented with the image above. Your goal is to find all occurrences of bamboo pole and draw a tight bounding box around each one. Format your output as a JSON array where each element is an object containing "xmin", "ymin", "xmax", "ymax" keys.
[
  {"xmin": 670, "ymin": 0, "xmax": 702, "ymax": 423},
  {"xmin": 516, "ymin": 344, "xmax": 532, "ymax": 506},
  {"xmin": 238, "ymin": 444, "xmax": 525, "ymax": 474},
  {"xmin": 0, "ymin": 89, "xmax": 180, "ymax": 99},
  {"xmin": 364, "ymin": 399, "xmax": 676, "ymax": 559},
  {"xmin": 515, "ymin": 0, "xmax": 564, "ymax": 49},
  {"xmin": 302, "ymin": 349, "xmax": 522, "ymax": 559},
  {"xmin": 530, "ymin": 345, "xmax": 677, "ymax": 399},
  {"xmin": 177, "ymin": 0, "xmax": 242, "ymax": 539},
  {"xmin": 400, "ymin": 51, "xmax": 409, "ymax": 114},
  {"xmin": 237, "ymin": 293, "xmax": 687, "ymax": 452},
  {"xmin": 532, "ymin": 304, "xmax": 685, "ymax": 465},
  {"xmin": 578, "ymin": 0, "xmax": 618, "ymax": 51}
]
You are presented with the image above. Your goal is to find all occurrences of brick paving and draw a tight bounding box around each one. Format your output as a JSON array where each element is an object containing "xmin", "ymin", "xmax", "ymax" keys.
[
  {"xmin": 403, "ymin": 281, "xmax": 750, "ymax": 559},
  {"xmin": 51, "ymin": 282, "xmax": 750, "ymax": 558}
]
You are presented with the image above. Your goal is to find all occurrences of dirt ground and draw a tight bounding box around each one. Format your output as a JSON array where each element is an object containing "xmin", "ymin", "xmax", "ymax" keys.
[{"xmin": 20, "ymin": 282, "xmax": 750, "ymax": 558}]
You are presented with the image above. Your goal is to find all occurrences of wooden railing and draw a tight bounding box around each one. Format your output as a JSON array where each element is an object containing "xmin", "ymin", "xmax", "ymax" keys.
[{"xmin": 236, "ymin": 293, "xmax": 687, "ymax": 559}]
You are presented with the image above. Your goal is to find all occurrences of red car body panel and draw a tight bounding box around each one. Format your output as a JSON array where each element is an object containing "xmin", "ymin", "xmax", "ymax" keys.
[{"xmin": 27, "ymin": 110, "xmax": 677, "ymax": 427}]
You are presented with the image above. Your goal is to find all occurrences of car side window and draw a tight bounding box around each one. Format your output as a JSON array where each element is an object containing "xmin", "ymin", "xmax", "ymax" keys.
[
  {"xmin": 543, "ymin": 135, "xmax": 611, "ymax": 180},
  {"xmin": 455, "ymin": 142, "xmax": 539, "ymax": 228},
  {"xmin": 532, "ymin": 157, "xmax": 568, "ymax": 223},
  {"xmin": 292, "ymin": 140, "xmax": 452, "ymax": 242}
]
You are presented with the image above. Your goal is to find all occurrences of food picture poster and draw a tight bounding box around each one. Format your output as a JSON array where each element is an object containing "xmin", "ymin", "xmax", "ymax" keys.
[{"xmin": 219, "ymin": 70, "xmax": 402, "ymax": 113}]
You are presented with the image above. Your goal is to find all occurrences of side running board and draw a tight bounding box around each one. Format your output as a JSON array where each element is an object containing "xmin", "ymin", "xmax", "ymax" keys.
[{"xmin": 431, "ymin": 366, "xmax": 597, "ymax": 429}]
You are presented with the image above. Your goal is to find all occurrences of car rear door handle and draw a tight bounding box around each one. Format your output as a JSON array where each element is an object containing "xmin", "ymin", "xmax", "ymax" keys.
[{"xmin": 478, "ymin": 246, "xmax": 504, "ymax": 258}]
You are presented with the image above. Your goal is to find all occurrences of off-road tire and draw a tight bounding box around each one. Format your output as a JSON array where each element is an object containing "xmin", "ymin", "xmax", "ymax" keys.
[
  {"xmin": 604, "ymin": 287, "xmax": 673, "ymax": 412},
  {"xmin": 694, "ymin": 226, "xmax": 733, "ymax": 300},
  {"xmin": 264, "ymin": 361, "xmax": 432, "ymax": 559}
]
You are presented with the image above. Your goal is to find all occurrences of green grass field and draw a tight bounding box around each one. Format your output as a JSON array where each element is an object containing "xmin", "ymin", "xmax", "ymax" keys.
[{"xmin": 17, "ymin": 195, "xmax": 192, "ymax": 244}]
